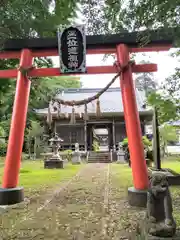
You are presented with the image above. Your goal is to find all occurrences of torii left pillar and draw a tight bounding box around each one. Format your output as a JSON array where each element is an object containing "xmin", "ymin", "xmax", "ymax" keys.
[{"xmin": 0, "ymin": 49, "xmax": 33, "ymax": 205}]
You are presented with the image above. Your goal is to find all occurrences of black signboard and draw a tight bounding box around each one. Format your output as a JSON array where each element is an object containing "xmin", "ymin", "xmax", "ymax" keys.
[{"xmin": 58, "ymin": 25, "xmax": 86, "ymax": 73}]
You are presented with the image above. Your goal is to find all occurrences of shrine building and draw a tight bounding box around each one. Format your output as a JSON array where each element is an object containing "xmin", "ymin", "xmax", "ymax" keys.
[{"xmin": 36, "ymin": 87, "xmax": 153, "ymax": 151}]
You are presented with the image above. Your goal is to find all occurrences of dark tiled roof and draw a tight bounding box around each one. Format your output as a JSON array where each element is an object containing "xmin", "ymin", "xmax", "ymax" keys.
[{"xmin": 36, "ymin": 87, "xmax": 150, "ymax": 115}]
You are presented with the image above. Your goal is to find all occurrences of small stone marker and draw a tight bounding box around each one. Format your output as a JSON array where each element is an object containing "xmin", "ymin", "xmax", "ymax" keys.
[
  {"xmin": 72, "ymin": 143, "xmax": 81, "ymax": 164},
  {"xmin": 117, "ymin": 142, "xmax": 125, "ymax": 163}
]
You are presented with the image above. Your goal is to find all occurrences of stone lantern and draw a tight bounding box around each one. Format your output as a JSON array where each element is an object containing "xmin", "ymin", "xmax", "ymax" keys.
[{"xmin": 44, "ymin": 133, "xmax": 64, "ymax": 169}]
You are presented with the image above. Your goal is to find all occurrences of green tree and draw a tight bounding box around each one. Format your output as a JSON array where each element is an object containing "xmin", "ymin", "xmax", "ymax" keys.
[
  {"xmin": 147, "ymin": 92, "xmax": 178, "ymax": 124},
  {"xmin": 0, "ymin": 0, "xmax": 79, "ymax": 41},
  {"xmin": 81, "ymin": 0, "xmax": 109, "ymax": 35},
  {"xmin": 81, "ymin": 1, "xmax": 180, "ymax": 44},
  {"xmin": 26, "ymin": 120, "xmax": 44, "ymax": 159},
  {"xmin": 103, "ymin": 1, "xmax": 180, "ymax": 38},
  {"xmin": 159, "ymin": 124, "xmax": 178, "ymax": 156},
  {"xmin": 0, "ymin": 0, "xmax": 82, "ymax": 156},
  {"xmin": 162, "ymin": 67, "xmax": 180, "ymax": 106},
  {"xmin": 135, "ymin": 72, "xmax": 157, "ymax": 96},
  {"xmin": 135, "ymin": 61, "xmax": 157, "ymax": 96},
  {"xmin": 147, "ymin": 59, "xmax": 180, "ymax": 125}
]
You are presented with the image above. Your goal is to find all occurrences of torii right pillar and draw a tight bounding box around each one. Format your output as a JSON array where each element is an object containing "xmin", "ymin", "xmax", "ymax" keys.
[{"xmin": 117, "ymin": 44, "xmax": 149, "ymax": 207}]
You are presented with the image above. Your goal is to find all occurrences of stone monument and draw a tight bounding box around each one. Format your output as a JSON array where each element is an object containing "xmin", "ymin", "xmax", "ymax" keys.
[
  {"xmin": 145, "ymin": 172, "xmax": 177, "ymax": 239},
  {"xmin": 72, "ymin": 143, "xmax": 81, "ymax": 164},
  {"xmin": 44, "ymin": 133, "xmax": 64, "ymax": 169},
  {"xmin": 117, "ymin": 142, "xmax": 125, "ymax": 163}
]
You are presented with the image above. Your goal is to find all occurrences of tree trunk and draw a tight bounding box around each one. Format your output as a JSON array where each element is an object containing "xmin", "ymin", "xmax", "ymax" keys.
[
  {"xmin": 28, "ymin": 139, "xmax": 31, "ymax": 159},
  {"xmin": 34, "ymin": 137, "xmax": 37, "ymax": 160}
]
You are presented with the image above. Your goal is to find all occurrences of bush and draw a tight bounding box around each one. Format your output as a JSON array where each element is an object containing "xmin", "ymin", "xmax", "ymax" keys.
[
  {"xmin": 19, "ymin": 169, "xmax": 31, "ymax": 174},
  {"xmin": 92, "ymin": 140, "xmax": 100, "ymax": 151},
  {"xmin": 21, "ymin": 152, "xmax": 29, "ymax": 161},
  {"xmin": 122, "ymin": 136, "xmax": 153, "ymax": 164},
  {"xmin": 122, "ymin": 137, "xmax": 128, "ymax": 147},
  {"xmin": 0, "ymin": 142, "xmax": 7, "ymax": 156},
  {"xmin": 62, "ymin": 149, "xmax": 73, "ymax": 162},
  {"xmin": 142, "ymin": 136, "xmax": 152, "ymax": 148}
]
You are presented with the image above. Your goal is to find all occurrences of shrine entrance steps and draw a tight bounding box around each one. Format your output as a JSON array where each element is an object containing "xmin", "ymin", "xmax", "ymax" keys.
[{"xmin": 88, "ymin": 151, "xmax": 111, "ymax": 163}]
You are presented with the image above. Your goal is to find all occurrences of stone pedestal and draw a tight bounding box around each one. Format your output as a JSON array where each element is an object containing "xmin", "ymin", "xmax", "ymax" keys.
[
  {"xmin": 147, "ymin": 233, "xmax": 180, "ymax": 239},
  {"xmin": 72, "ymin": 152, "xmax": 81, "ymax": 164},
  {"xmin": 0, "ymin": 187, "xmax": 24, "ymax": 205},
  {"xmin": 128, "ymin": 187, "xmax": 147, "ymax": 207},
  {"xmin": 44, "ymin": 155, "xmax": 64, "ymax": 169},
  {"xmin": 117, "ymin": 152, "xmax": 126, "ymax": 163}
]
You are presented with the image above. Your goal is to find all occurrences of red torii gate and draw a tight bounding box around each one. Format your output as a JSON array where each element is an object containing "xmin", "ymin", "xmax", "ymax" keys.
[{"xmin": 0, "ymin": 29, "xmax": 172, "ymax": 206}]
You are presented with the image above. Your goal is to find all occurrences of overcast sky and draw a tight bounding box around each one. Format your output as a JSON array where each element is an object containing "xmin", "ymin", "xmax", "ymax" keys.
[{"xmin": 52, "ymin": 48, "xmax": 178, "ymax": 88}]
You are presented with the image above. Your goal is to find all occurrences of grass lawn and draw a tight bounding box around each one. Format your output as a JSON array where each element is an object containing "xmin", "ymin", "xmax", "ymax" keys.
[
  {"xmin": 0, "ymin": 160, "xmax": 84, "ymax": 195},
  {"xmin": 161, "ymin": 157, "xmax": 180, "ymax": 172}
]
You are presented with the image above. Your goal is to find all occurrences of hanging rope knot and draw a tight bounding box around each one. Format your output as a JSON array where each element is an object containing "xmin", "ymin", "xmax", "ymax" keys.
[
  {"xmin": 18, "ymin": 66, "xmax": 34, "ymax": 78},
  {"xmin": 114, "ymin": 60, "xmax": 135, "ymax": 73}
]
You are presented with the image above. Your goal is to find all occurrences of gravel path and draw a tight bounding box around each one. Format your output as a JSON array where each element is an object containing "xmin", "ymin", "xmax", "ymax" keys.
[{"xmin": 0, "ymin": 163, "xmax": 144, "ymax": 240}]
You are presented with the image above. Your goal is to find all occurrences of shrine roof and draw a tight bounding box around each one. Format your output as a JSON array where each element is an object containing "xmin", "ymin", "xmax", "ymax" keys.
[{"xmin": 36, "ymin": 87, "xmax": 153, "ymax": 116}]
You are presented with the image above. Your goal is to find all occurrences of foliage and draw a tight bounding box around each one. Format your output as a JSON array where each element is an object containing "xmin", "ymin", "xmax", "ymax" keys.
[
  {"xmin": 122, "ymin": 136, "xmax": 151, "ymax": 148},
  {"xmin": 0, "ymin": 142, "xmax": 7, "ymax": 157},
  {"xmin": 27, "ymin": 120, "xmax": 44, "ymax": 138},
  {"xmin": 92, "ymin": 140, "xmax": 100, "ymax": 152},
  {"xmin": 0, "ymin": 0, "xmax": 79, "ymax": 41},
  {"xmin": 147, "ymin": 53, "xmax": 180, "ymax": 124},
  {"xmin": 159, "ymin": 124, "xmax": 178, "ymax": 155},
  {"xmin": 0, "ymin": 0, "xmax": 82, "ymax": 160},
  {"xmin": 135, "ymin": 61, "xmax": 157, "ymax": 96},
  {"xmin": 62, "ymin": 149, "xmax": 73, "ymax": 162},
  {"xmin": 103, "ymin": 1, "xmax": 180, "ymax": 42},
  {"xmin": 135, "ymin": 72, "xmax": 156, "ymax": 95},
  {"xmin": 0, "ymin": 126, "xmax": 6, "ymax": 139},
  {"xmin": 147, "ymin": 92, "xmax": 178, "ymax": 124},
  {"xmin": 161, "ymin": 67, "xmax": 180, "ymax": 118},
  {"xmin": 142, "ymin": 136, "xmax": 152, "ymax": 147},
  {"xmin": 81, "ymin": 1, "xmax": 180, "ymax": 47},
  {"xmin": 26, "ymin": 120, "xmax": 44, "ymax": 159},
  {"xmin": 122, "ymin": 137, "xmax": 128, "ymax": 147},
  {"xmin": 81, "ymin": 0, "xmax": 109, "ymax": 35},
  {"xmin": 122, "ymin": 136, "xmax": 153, "ymax": 163},
  {"xmin": 0, "ymin": 122, "xmax": 8, "ymax": 156}
]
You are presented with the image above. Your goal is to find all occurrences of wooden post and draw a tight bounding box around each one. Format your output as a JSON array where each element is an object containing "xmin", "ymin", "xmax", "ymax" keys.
[
  {"xmin": 54, "ymin": 121, "xmax": 57, "ymax": 134},
  {"xmin": 112, "ymin": 119, "xmax": 116, "ymax": 151},
  {"xmin": 116, "ymin": 44, "xmax": 149, "ymax": 190},
  {"xmin": 153, "ymin": 107, "xmax": 161, "ymax": 169},
  {"xmin": 84, "ymin": 121, "xmax": 87, "ymax": 152}
]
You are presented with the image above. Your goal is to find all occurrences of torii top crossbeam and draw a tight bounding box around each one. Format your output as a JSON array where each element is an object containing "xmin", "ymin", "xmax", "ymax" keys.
[
  {"xmin": 1, "ymin": 28, "xmax": 174, "ymax": 52},
  {"xmin": 0, "ymin": 28, "xmax": 174, "ymax": 78}
]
